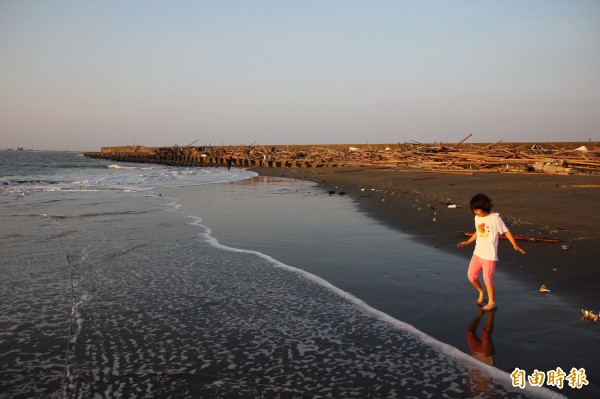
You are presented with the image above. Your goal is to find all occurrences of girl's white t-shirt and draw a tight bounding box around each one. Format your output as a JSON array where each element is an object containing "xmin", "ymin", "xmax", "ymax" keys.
[{"xmin": 473, "ymin": 212, "xmax": 509, "ymax": 261}]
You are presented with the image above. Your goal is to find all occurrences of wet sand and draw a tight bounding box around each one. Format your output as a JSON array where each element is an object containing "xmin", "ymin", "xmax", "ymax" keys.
[
  {"xmin": 160, "ymin": 168, "xmax": 599, "ymax": 398},
  {"xmin": 254, "ymin": 167, "xmax": 600, "ymax": 398},
  {"xmin": 257, "ymin": 167, "xmax": 600, "ymax": 304}
]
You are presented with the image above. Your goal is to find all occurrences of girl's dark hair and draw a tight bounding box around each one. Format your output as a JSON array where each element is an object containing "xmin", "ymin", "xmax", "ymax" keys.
[{"xmin": 470, "ymin": 193, "xmax": 493, "ymax": 212}]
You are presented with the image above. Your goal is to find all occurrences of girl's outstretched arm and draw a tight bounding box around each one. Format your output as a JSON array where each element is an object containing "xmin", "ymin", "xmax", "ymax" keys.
[
  {"xmin": 505, "ymin": 231, "xmax": 526, "ymax": 254},
  {"xmin": 457, "ymin": 233, "xmax": 477, "ymax": 248}
]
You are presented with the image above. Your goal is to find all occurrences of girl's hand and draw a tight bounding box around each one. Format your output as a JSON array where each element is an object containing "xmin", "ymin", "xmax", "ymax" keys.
[
  {"xmin": 514, "ymin": 246, "xmax": 526, "ymax": 254},
  {"xmin": 457, "ymin": 241, "xmax": 469, "ymax": 248}
]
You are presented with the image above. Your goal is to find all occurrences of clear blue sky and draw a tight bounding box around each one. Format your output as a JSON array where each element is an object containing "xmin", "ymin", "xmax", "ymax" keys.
[{"xmin": 1, "ymin": 0, "xmax": 599, "ymax": 151}]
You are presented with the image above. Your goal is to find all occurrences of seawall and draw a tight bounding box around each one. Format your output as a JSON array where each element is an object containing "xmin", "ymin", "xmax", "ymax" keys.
[{"xmin": 83, "ymin": 150, "xmax": 319, "ymax": 168}]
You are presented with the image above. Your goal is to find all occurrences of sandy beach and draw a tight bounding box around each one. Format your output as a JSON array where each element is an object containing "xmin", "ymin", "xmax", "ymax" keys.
[
  {"xmin": 258, "ymin": 167, "xmax": 600, "ymax": 303},
  {"xmin": 243, "ymin": 167, "xmax": 600, "ymax": 398}
]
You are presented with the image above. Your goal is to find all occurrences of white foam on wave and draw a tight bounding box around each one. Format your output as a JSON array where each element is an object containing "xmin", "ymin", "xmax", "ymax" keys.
[
  {"xmin": 2, "ymin": 162, "xmax": 257, "ymax": 195},
  {"xmin": 182, "ymin": 211, "xmax": 567, "ymax": 399},
  {"xmin": 7, "ymin": 184, "xmax": 570, "ymax": 398},
  {"xmin": 107, "ymin": 164, "xmax": 155, "ymax": 170}
]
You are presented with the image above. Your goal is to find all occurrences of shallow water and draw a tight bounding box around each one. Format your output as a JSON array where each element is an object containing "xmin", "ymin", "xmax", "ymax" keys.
[
  {"xmin": 165, "ymin": 176, "xmax": 599, "ymax": 399},
  {"xmin": 0, "ymin": 151, "xmax": 572, "ymax": 398}
]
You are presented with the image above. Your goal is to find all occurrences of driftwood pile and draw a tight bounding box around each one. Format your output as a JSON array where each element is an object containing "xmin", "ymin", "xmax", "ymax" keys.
[{"xmin": 151, "ymin": 140, "xmax": 600, "ymax": 174}]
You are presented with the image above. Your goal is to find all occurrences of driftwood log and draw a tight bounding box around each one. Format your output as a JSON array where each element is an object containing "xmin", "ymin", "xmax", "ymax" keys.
[{"xmin": 461, "ymin": 232, "xmax": 561, "ymax": 243}]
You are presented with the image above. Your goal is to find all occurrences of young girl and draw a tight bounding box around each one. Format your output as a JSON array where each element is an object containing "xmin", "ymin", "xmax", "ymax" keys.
[{"xmin": 457, "ymin": 193, "xmax": 526, "ymax": 311}]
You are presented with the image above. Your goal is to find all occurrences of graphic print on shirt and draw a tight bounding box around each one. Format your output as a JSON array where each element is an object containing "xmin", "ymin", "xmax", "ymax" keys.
[{"xmin": 477, "ymin": 222, "xmax": 488, "ymax": 237}]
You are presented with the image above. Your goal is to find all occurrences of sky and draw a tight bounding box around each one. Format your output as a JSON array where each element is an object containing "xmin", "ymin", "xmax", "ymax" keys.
[{"xmin": 1, "ymin": 0, "xmax": 599, "ymax": 151}]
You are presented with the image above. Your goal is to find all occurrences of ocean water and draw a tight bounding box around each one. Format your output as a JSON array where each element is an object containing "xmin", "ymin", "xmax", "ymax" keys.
[{"xmin": 0, "ymin": 151, "xmax": 564, "ymax": 398}]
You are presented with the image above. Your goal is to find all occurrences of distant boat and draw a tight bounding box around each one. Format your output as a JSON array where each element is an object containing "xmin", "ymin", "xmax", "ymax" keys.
[{"xmin": 17, "ymin": 147, "xmax": 24, "ymax": 151}]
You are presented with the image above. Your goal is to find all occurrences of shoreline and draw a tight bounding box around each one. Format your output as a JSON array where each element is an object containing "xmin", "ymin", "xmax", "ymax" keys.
[
  {"xmin": 251, "ymin": 167, "xmax": 600, "ymax": 398},
  {"xmin": 159, "ymin": 166, "xmax": 600, "ymax": 398},
  {"xmin": 256, "ymin": 167, "xmax": 600, "ymax": 308}
]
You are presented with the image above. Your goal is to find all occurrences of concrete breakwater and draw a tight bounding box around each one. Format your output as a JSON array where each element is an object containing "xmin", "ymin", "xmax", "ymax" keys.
[
  {"xmin": 84, "ymin": 144, "xmax": 386, "ymax": 168},
  {"xmin": 82, "ymin": 151, "xmax": 330, "ymax": 169}
]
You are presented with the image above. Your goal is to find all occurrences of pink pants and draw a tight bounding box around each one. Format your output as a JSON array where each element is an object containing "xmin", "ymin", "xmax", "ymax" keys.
[{"xmin": 467, "ymin": 255, "xmax": 496, "ymax": 287}]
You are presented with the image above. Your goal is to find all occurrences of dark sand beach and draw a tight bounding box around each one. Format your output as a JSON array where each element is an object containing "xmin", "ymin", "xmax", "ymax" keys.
[
  {"xmin": 160, "ymin": 166, "xmax": 600, "ymax": 398},
  {"xmin": 246, "ymin": 167, "xmax": 600, "ymax": 398},
  {"xmin": 257, "ymin": 168, "xmax": 600, "ymax": 302}
]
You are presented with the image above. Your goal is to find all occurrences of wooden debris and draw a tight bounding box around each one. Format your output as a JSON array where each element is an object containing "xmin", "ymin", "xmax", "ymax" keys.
[
  {"xmin": 461, "ymin": 232, "xmax": 560, "ymax": 243},
  {"xmin": 453, "ymin": 133, "xmax": 473, "ymax": 148},
  {"xmin": 533, "ymin": 162, "xmax": 572, "ymax": 174},
  {"xmin": 559, "ymin": 184, "xmax": 600, "ymax": 188},
  {"xmin": 92, "ymin": 140, "xmax": 600, "ymax": 174}
]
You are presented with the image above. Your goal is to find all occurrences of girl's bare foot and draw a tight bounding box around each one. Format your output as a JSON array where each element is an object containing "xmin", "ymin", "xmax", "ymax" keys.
[
  {"xmin": 477, "ymin": 291, "xmax": 485, "ymax": 306},
  {"xmin": 482, "ymin": 303, "xmax": 497, "ymax": 311}
]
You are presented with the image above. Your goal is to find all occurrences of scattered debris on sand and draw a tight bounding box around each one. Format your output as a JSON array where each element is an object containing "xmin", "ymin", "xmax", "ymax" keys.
[{"xmin": 581, "ymin": 309, "xmax": 599, "ymax": 323}]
